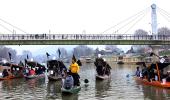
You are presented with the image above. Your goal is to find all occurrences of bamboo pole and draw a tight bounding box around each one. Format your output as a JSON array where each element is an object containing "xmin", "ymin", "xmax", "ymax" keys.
[{"xmin": 156, "ymin": 63, "xmax": 160, "ymax": 81}]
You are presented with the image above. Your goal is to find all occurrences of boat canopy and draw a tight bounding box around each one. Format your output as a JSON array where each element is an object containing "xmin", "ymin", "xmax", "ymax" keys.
[
  {"xmin": 150, "ymin": 62, "xmax": 170, "ymax": 70},
  {"xmin": 26, "ymin": 61, "xmax": 45, "ymax": 68}
]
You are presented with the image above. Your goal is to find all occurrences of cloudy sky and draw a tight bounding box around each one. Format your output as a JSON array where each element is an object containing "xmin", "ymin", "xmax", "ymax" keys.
[
  {"xmin": 0, "ymin": 0, "xmax": 169, "ymax": 34},
  {"xmin": 1, "ymin": 0, "xmax": 170, "ymax": 54}
]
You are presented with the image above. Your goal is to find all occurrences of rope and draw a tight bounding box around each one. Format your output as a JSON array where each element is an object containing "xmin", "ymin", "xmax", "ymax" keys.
[{"xmin": 101, "ymin": 7, "xmax": 150, "ymax": 34}]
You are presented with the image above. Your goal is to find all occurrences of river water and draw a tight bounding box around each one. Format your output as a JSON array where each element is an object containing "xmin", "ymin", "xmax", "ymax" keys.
[{"xmin": 0, "ymin": 62, "xmax": 170, "ymax": 100}]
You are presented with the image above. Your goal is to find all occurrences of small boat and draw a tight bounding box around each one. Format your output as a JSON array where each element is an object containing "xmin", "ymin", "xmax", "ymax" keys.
[
  {"xmin": 48, "ymin": 75, "xmax": 62, "ymax": 81},
  {"xmin": 85, "ymin": 58, "xmax": 93, "ymax": 63},
  {"xmin": 24, "ymin": 60, "xmax": 46, "ymax": 79},
  {"xmin": 25, "ymin": 74, "xmax": 45, "ymax": 79},
  {"xmin": 0, "ymin": 76, "xmax": 15, "ymax": 80},
  {"xmin": 135, "ymin": 77, "xmax": 170, "ymax": 88},
  {"xmin": 94, "ymin": 57, "xmax": 111, "ymax": 80},
  {"xmin": 61, "ymin": 86, "xmax": 81, "ymax": 94},
  {"xmin": 0, "ymin": 62, "xmax": 24, "ymax": 80},
  {"xmin": 24, "ymin": 75, "xmax": 37, "ymax": 79},
  {"xmin": 117, "ymin": 61, "xmax": 124, "ymax": 64},
  {"xmin": 96, "ymin": 74, "xmax": 110, "ymax": 80},
  {"xmin": 47, "ymin": 60, "xmax": 66, "ymax": 81},
  {"xmin": 134, "ymin": 59, "xmax": 170, "ymax": 88}
]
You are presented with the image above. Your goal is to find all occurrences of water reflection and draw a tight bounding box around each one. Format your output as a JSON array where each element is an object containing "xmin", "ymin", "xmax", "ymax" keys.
[
  {"xmin": 142, "ymin": 85, "xmax": 170, "ymax": 100},
  {"xmin": 62, "ymin": 93, "xmax": 79, "ymax": 100},
  {"xmin": 0, "ymin": 63, "xmax": 170, "ymax": 100},
  {"xmin": 46, "ymin": 81, "xmax": 62, "ymax": 99},
  {"xmin": 95, "ymin": 79, "xmax": 111, "ymax": 98}
]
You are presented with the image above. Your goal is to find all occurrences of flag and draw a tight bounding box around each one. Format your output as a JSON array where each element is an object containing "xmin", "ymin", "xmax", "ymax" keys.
[
  {"xmin": 72, "ymin": 54, "xmax": 76, "ymax": 62},
  {"xmin": 8, "ymin": 52, "xmax": 11, "ymax": 60},
  {"xmin": 27, "ymin": 54, "xmax": 29, "ymax": 59},
  {"xmin": 24, "ymin": 59, "xmax": 27, "ymax": 63},
  {"xmin": 46, "ymin": 52, "xmax": 50, "ymax": 58},
  {"xmin": 58, "ymin": 48, "xmax": 61, "ymax": 58}
]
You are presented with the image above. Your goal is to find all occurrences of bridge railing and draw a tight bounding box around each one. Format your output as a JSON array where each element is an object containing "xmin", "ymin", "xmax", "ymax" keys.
[{"xmin": 0, "ymin": 34, "xmax": 169, "ymax": 41}]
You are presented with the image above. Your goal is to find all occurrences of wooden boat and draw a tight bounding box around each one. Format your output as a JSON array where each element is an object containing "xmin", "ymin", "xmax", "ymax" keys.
[
  {"xmin": 48, "ymin": 75, "xmax": 62, "ymax": 81},
  {"xmin": 61, "ymin": 86, "xmax": 81, "ymax": 94},
  {"xmin": 134, "ymin": 59, "xmax": 170, "ymax": 88},
  {"xmin": 47, "ymin": 60, "xmax": 66, "ymax": 81},
  {"xmin": 117, "ymin": 61, "xmax": 124, "ymax": 64},
  {"xmin": 85, "ymin": 58, "xmax": 93, "ymax": 63},
  {"xmin": 0, "ymin": 76, "xmax": 15, "ymax": 80},
  {"xmin": 135, "ymin": 77, "xmax": 170, "ymax": 88},
  {"xmin": 24, "ymin": 75, "xmax": 37, "ymax": 79},
  {"xmin": 96, "ymin": 74, "xmax": 110, "ymax": 80},
  {"xmin": 0, "ymin": 62, "xmax": 24, "ymax": 80},
  {"xmin": 24, "ymin": 74, "xmax": 45, "ymax": 79},
  {"xmin": 24, "ymin": 60, "xmax": 46, "ymax": 79}
]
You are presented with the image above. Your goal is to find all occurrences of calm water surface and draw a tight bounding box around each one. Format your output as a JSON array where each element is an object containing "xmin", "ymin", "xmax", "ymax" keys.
[{"xmin": 0, "ymin": 62, "xmax": 170, "ymax": 100}]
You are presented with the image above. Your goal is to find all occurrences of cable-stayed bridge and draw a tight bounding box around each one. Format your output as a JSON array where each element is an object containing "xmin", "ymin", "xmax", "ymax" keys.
[{"xmin": 0, "ymin": 3, "xmax": 170, "ymax": 45}]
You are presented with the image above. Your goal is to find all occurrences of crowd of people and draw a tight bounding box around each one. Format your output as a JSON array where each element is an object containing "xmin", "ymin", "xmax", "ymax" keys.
[
  {"xmin": 135, "ymin": 62, "xmax": 170, "ymax": 82},
  {"xmin": 94, "ymin": 57, "xmax": 111, "ymax": 76}
]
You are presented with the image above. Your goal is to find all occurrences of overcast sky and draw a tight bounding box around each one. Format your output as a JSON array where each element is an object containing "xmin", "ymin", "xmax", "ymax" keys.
[
  {"xmin": 0, "ymin": 0, "xmax": 170, "ymax": 34},
  {"xmin": 1, "ymin": 0, "xmax": 170, "ymax": 55}
]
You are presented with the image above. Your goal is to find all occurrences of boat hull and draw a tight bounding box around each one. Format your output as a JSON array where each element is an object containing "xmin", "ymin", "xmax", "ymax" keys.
[
  {"xmin": 61, "ymin": 86, "xmax": 81, "ymax": 94},
  {"xmin": 48, "ymin": 75, "xmax": 62, "ymax": 81},
  {"xmin": 24, "ymin": 74, "xmax": 45, "ymax": 79},
  {"xmin": 96, "ymin": 75, "xmax": 110, "ymax": 80},
  {"xmin": 135, "ymin": 77, "xmax": 170, "ymax": 88}
]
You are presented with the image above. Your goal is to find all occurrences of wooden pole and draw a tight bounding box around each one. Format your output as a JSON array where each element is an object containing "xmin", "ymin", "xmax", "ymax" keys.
[{"xmin": 156, "ymin": 63, "xmax": 160, "ymax": 81}]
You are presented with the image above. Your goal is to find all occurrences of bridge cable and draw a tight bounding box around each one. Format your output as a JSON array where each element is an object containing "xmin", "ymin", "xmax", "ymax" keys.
[
  {"xmin": 124, "ymin": 10, "xmax": 149, "ymax": 34},
  {"xmin": 157, "ymin": 8, "xmax": 170, "ymax": 23},
  {"xmin": 157, "ymin": 7, "xmax": 170, "ymax": 18},
  {"xmin": 0, "ymin": 18, "xmax": 29, "ymax": 34},
  {"xmin": 0, "ymin": 23, "xmax": 14, "ymax": 33},
  {"xmin": 101, "ymin": 7, "xmax": 150, "ymax": 34},
  {"xmin": 115, "ymin": 9, "xmax": 149, "ymax": 34}
]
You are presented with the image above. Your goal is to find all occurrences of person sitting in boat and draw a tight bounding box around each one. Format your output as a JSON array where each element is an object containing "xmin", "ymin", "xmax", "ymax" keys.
[
  {"xmin": 69, "ymin": 59, "xmax": 80, "ymax": 86},
  {"xmin": 135, "ymin": 66, "xmax": 141, "ymax": 77},
  {"xmin": 103, "ymin": 60, "xmax": 111, "ymax": 76},
  {"xmin": 141, "ymin": 62, "xmax": 149, "ymax": 79},
  {"xmin": 59, "ymin": 61, "xmax": 67, "ymax": 76},
  {"xmin": 63, "ymin": 73, "xmax": 74, "ymax": 89},
  {"xmin": 29, "ymin": 68, "xmax": 36, "ymax": 75},
  {"xmin": 2, "ymin": 69, "xmax": 9, "ymax": 77},
  {"xmin": 165, "ymin": 71, "xmax": 170, "ymax": 82},
  {"xmin": 94, "ymin": 58, "xmax": 105, "ymax": 76}
]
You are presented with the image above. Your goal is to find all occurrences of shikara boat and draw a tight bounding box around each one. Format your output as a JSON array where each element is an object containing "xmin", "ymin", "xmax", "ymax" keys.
[
  {"xmin": 135, "ymin": 77, "xmax": 170, "ymax": 88},
  {"xmin": 61, "ymin": 86, "xmax": 81, "ymax": 94},
  {"xmin": 135, "ymin": 62, "xmax": 170, "ymax": 88},
  {"xmin": 24, "ymin": 60, "xmax": 46, "ymax": 79},
  {"xmin": 96, "ymin": 74, "xmax": 111, "ymax": 80},
  {"xmin": 94, "ymin": 58, "xmax": 111, "ymax": 80},
  {"xmin": 0, "ymin": 62, "xmax": 24, "ymax": 80},
  {"xmin": 47, "ymin": 60, "xmax": 66, "ymax": 81}
]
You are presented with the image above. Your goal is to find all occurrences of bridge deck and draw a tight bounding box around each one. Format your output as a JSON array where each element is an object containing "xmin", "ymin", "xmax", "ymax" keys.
[{"xmin": 0, "ymin": 34, "xmax": 169, "ymax": 45}]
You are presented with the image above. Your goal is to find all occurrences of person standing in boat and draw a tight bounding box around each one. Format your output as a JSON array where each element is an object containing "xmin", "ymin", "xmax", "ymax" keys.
[
  {"xmin": 69, "ymin": 58, "xmax": 80, "ymax": 86},
  {"xmin": 2, "ymin": 69, "xmax": 9, "ymax": 77},
  {"xmin": 135, "ymin": 66, "xmax": 141, "ymax": 77}
]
